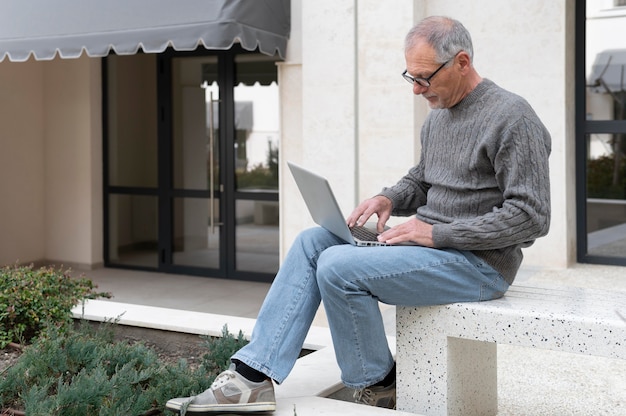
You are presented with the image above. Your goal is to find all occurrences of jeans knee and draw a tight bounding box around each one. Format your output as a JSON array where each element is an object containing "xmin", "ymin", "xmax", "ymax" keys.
[
  {"xmin": 298, "ymin": 226, "xmax": 328, "ymax": 241},
  {"xmin": 294, "ymin": 227, "xmax": 337, "ymax": 251},
  {"xmin": 316, "ymin": 247, "xmax": 352, "ymax": 293}
]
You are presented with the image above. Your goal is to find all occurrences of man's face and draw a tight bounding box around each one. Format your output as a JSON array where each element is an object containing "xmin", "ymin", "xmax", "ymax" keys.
[{"xmin": 405, "ymin": 41, "xmax": 460, "ymax": 109}]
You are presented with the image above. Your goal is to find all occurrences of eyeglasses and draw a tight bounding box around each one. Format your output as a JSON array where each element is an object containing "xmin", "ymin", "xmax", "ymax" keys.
[{"xmin": 402, "ymin": 59, "xmax": 451, "ymax": 88}]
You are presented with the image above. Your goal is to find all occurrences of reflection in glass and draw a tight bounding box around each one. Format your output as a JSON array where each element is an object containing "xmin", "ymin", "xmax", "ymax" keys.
[
  {"xmin": 585, "ymin": 5, "xmax": 626, "ymax": 259},
  {"xmin": 586, "ymin": 134, "xmax": 626, "ymax": 258},
  {"xmin": 586, "ymin": 6, "xmax": 626, "ymax": 122},
  {"xmin": 169, "ymin": 53, "xmax": 280, "ymax": 277},
  {"xmin": 235, "ymin": 200, "xmax": 279, "ymax": 274},
  {"xmin": 108, "ymin": 194, "xmax": 158, "ymax": 268},
  {"xmin": 586, "ymin": 50, "xmax": 626, "ymax": 121},
  {"xmin": 172, "ymin": 57, "xmax": 219, "ymax": 191},
  {"xmin": 172, "ymin": 197, "xmax": 221, "ymax": 269},
  {"xmin": 234, "ymin": 56, "xmax": 280, "ymax": 192}
]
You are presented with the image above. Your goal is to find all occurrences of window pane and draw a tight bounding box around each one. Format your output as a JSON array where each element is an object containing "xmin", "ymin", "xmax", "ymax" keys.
[
  {"xmin": 584, "ymin": 4, "xmax": 626, "ymax": 260},
  {"xmin": 234, "ymin": 55, "xmax": 280, "ymax": 192},
  {"xmin": 172, "ymin": 56, "xmax": 219, "ymax": 191},
  {"xmin": 108, "ymin": 194, "xmax": 158, "ymax": 268},
  {"xmin": 172, "ymin": 197, "xmax": 221, "ymax": 269},
  {"xmin": 106, "ymin": 54, "xmax": 158, "ymax": 187},
  {"xmin": 235, "ymin": 199, "xmax": 279, "ymax": 274},
  {"xmin": 586, "ymin": 133, "xmax": 626, "ymax": 258},
  {"xmin": 586, "ymin": 4, "xmax": 626, "ymax": 121}
]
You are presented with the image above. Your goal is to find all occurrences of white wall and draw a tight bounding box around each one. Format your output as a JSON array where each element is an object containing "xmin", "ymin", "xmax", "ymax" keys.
[
  {"xmin": 280, "ymin": 0, "xmax": 418, "ymax": 250},
  {"xmin": 356, "ymin": 1, "xmax": 419, "ymax": 221},
  {"xmin": 280, "ymin": 0, "xmax": 574, "ymax": 269}
]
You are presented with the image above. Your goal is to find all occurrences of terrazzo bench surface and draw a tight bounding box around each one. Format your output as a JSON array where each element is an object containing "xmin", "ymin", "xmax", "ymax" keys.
[{"xmin": 395, "ymin": 284, "xmax": 626, "ymax": 416}]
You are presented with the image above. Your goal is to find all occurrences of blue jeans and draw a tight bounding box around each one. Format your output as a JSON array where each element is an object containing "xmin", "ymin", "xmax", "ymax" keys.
[{"xmin": 232, "ymin": 227, "xmax": 509, "ymax": 389}]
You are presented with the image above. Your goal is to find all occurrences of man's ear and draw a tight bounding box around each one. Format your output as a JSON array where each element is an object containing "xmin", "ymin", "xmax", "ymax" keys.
[{"xmin": 456, "ymin": 51, "xmax": 472, "ymax": 72}]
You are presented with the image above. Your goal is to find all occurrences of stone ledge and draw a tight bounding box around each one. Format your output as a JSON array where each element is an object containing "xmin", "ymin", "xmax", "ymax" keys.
[{"xmin": 72, "ymin": 299, "xmax": 333, "ymax": 351}]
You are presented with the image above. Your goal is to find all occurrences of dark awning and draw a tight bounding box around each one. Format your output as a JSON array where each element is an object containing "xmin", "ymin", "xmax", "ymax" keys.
[
  {"xmin": 588, "ymin": 49, "xmax": 626, "ymax": 93},
  {"xmin": 0, "ymin": 0, "xmax": 290, "ymax": 62}
]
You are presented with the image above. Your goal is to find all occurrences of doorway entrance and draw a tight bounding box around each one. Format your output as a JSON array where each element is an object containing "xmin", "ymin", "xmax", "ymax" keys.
[{"xmin": 103, "ymin": 48, "xmax": 280, "ymax": 282}]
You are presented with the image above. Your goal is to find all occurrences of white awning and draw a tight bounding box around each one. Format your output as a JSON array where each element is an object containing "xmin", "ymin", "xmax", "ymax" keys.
[
  {"xmin": 0, "ymin": 0, "xmax": 290, "ymax": 62},
  {"xmin": 588, "ymin": 49, "xmax": 626, "ymax": 93}
]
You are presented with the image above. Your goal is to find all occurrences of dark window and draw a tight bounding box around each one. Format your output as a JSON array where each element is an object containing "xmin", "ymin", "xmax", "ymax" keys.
[{"xmin": 577, "ymin": 0, "xmax": 626, "ymax": 265}]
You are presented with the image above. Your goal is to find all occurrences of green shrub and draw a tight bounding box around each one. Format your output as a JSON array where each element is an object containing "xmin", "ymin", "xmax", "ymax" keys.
[
  {"xmin": 0, "ymin": 322, "xmax": 247, "ymax": 415},
  {"xmin": 199, "ymin": 324, "xmax": 249, "ymax": 374},
  {"xmin": 0, "ymin": 264, "xmax": 111, "ymax": 348}
]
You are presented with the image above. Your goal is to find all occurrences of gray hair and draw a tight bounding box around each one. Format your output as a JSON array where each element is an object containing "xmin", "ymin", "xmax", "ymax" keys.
[{"xmin": 405, "ymin": 16, "xmax": 474, "ymax": 64}]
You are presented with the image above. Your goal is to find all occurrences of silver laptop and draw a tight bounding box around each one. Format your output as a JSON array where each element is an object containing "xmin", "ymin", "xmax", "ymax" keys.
[{"xmin": 287, "ymin": 161, "xmax": 390, "ymax": 247}]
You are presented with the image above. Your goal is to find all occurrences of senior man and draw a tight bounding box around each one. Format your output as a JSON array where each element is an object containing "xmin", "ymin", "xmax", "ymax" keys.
[{"xmin": 166, "ymin": 15, "xmax": 551, "ymax": 414}]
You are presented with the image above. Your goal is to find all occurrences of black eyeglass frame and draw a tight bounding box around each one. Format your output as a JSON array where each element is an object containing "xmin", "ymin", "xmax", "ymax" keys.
[{"xmin": 402, "ymin": 58, "xmax": 451, "ymax": 88}]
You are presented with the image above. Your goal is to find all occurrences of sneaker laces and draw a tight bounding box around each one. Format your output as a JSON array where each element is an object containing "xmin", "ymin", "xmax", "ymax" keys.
[
  {"xmin": 353, "ymin": 385, "xmax": 396, "ymax": 409},
  {"xmin": 211, "ymin": 370, "xmax": 237, "ymax": 389},
  {"xmin": 353, "ymin": 388, "xmax": 375, "ymax": 405}
]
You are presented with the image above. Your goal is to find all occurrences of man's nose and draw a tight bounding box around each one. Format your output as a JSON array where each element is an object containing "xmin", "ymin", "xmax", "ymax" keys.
[{"xmin": 413, "ymin": 83, "xmax": 428, "ymax": 95}]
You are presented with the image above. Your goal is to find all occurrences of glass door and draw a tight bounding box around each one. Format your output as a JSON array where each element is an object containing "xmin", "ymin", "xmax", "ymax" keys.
[
  {"xmin": 104, "ymin": 53, "xmax": 160, "ymax": 270},
  {"xmin": 169, "ymin": 56, "xmax": 222, "ymax": 271},
  {"xmin": 166, "ymin": 51, "xmax": 280, "ymax": 280},
  {"xmin": 104, "ymin": 48, "xmax": 280, "ymax": 282},
  {"xmin": 232, "ymin": 54, "xmax": 280, "ymax": 275}
]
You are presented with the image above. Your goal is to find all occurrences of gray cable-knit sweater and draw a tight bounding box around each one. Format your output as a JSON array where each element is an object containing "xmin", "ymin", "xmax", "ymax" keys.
[{"xmin": 378, "ymin": 79, "xmax": 551, "ymax": 284}]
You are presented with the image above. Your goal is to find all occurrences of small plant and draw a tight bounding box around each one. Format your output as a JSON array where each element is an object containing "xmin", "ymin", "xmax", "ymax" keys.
[
  {"xmin": 0, "ymin": 322, "xmax": 247, "ymax": 415},
  {"xmin": 0, "ymin": 264, "xmax": 111, "ymax": 348},
  {"xmin": 199, "ymin": 324, "xmax": 249, "ymax": 376}
]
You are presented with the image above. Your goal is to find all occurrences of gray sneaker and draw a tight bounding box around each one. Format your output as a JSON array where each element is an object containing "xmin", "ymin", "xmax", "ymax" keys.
[
  {"xmin": 353, "ymin": 380, "xmax": 396, "ymax": 409},
  {"xmin": 166, "ymin": 365, "xmax": 276, "ymax": 414}
]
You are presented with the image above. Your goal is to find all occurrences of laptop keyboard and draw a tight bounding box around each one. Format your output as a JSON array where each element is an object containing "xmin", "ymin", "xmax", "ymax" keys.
[{"xmin": 351, "ymin": 226, "xmax": 379, "ymax": 242}]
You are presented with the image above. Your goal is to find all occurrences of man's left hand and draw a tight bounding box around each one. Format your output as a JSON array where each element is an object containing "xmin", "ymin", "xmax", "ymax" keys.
[{"xmin": 377, "ymin": 218, "xmax": 434, "ymax": 247}]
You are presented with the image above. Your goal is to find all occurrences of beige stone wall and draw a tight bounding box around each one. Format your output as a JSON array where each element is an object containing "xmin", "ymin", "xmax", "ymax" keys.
[
  {"xmin": 43, "ymin": 56, "xmax": 103, "ymax": 268},
  {"xmin": 0, "ymin": 59, "xmax": 45, "ymax": 265},
  {"xmin": 0, "ymin": 56, "xmax": 102, "ymax": 269}
]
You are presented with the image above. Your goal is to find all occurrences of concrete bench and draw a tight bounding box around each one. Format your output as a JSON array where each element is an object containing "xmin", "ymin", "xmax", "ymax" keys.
[{"xmin": 396, "ymin": 285, "xmax": 626, "ymax": 416}]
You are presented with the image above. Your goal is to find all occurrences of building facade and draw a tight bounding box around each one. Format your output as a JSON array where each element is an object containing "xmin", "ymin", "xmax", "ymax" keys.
[{"xmin": 0, "ymin": 0, "xmax": 624, "ymax": 282}]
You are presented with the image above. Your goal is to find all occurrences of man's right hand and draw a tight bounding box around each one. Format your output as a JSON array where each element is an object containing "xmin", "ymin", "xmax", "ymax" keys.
[{"xmin": 346, "ymin": 195, "xmax": 393, "ymax": 233}]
